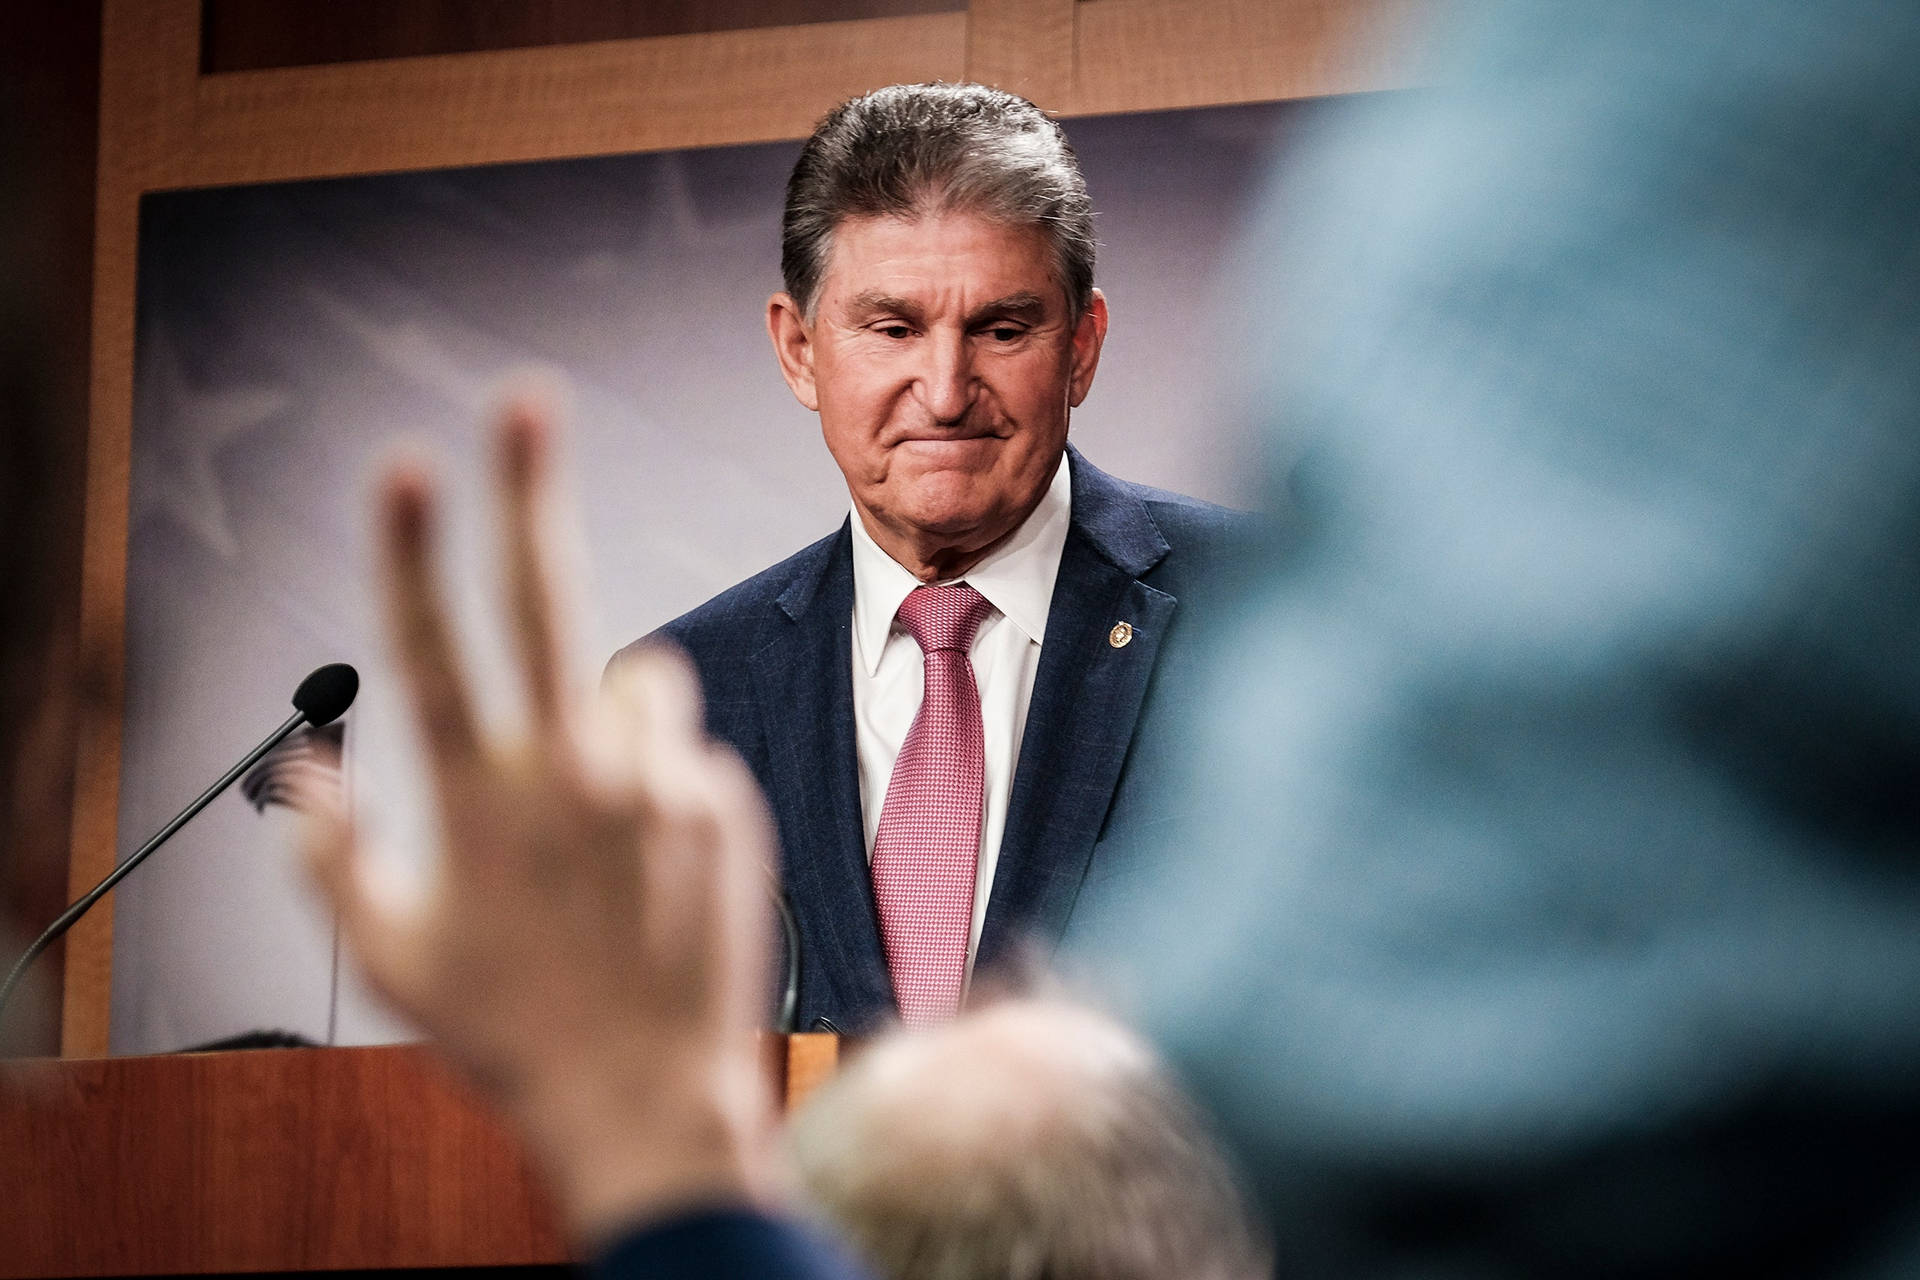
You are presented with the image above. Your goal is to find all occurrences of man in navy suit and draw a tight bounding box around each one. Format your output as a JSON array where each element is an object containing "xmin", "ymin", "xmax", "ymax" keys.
[{"xmin": 617, "ymin": 83, "xmax": 1244, "ymax": 1032}]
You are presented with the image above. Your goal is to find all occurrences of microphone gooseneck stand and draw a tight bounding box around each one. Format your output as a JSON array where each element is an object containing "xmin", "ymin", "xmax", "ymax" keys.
[{"xmin": 0, "ymin": 664, "xmax": 358, "ymax": 1041}]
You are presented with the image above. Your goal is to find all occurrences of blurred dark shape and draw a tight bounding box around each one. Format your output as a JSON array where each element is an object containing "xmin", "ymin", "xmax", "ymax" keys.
[
  {"xmin": 0, "ymin": 4, "xmax": 101, "ymax": 1059},
  {"xmin": 182, "ymin": 1029, "xmax": 320, "ymax": 1052},
  {"xmin": 1074, "ymin": 0, "xmax": 1920, "ymax": 1275},
  {"xmin": 241, "ymin": 723, "xmax": 345, "ymax": 814}
]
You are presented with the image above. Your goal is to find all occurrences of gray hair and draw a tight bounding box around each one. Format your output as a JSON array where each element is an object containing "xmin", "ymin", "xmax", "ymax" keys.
[
  {"xmin": 781, "ymin": 82, "xmax": 1097, "ymax": 320},
  {"xmin": 786, "ymin": 1000, "xmax": 1272, "ymax": 1280}
]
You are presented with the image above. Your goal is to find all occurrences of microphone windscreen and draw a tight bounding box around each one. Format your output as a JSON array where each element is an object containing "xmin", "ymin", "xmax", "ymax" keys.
[{"xmin": 293, "ymin": 663, "xmax": 359, "ymax": 726}]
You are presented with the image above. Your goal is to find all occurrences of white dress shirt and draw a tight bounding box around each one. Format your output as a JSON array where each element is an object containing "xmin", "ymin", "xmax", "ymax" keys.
[{"xmin": 849, "ymin": 452, "xmax": 1072, "ymax": 975}]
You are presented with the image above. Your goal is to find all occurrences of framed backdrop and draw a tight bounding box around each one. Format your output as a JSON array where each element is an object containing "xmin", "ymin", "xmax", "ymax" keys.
[{"xmin": 70, "ymin": 0, "xmax": 1428, "ymax": 1056}]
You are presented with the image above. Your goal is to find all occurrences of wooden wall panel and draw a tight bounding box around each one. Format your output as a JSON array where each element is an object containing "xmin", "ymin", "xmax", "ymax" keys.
[
  {"xmin": 64, "ymin": 0, "xmax": 1427, "ymax": 1055},
  {"xmin": 0, "ymin": 1038, "xmax": 841, "ymax": 1275},
  {"xmin": 1, "ymin": 1046, "xmax": 565, "ymax": 1276},
  {"xmin": 62, "ymin": 0, "xmax": 199, "ymax": 1060},
  {"xmin": 967, "ymin": 0, "xmax": 1076, "ymax": 105},
  {"xmin": 784, "ymin": 1032, "xmax": 843, "ymax": 1111},
  {"xmin": 1073, "ymin": 0, "xmax": 1426, "ymax": 114},
  {"xmin": 202, "ymin": 0, "xmax": 965, "ymax": 73},
  {"xmin": 188, "ymin": 15, "xmax": 970, "ymax": 187}
]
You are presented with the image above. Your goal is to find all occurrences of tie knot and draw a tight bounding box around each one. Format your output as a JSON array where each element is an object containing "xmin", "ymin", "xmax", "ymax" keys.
[{"xmin": 896, "ymin": 584, "xmax": 992, "ymax": 654}]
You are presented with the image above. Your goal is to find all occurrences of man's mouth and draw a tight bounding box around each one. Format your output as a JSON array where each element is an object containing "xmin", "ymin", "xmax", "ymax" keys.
[
  {"xmin": 891, "ymin": 424, "xmax": 1004, "ymax": 445},
  {"xmin": 893, "ymin": 435, "xmax": 1001, "ymax": 455}
]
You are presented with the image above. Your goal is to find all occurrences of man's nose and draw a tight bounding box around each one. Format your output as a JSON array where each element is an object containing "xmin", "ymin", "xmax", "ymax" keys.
[{"xmin": 916, "ymin": 331, "xmax": 976, "ymax": 425}]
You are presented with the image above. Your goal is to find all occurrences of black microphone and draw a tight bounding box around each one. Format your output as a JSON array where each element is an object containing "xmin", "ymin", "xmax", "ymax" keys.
[{"xmin": 0, "ymin": 663, "xmax": 359, "ymax": 1038}]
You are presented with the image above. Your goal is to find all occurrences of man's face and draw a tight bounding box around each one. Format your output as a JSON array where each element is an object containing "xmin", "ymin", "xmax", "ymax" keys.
[{"xmin": 768, "ymin": 210, "xmax": 1107, "ymax": 579}]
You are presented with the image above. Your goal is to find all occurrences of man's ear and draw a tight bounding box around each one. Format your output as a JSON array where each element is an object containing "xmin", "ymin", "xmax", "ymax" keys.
[
  {"xmin": 767, "ymin": 292, "xmax": 819, "ymax": 411},
  {"xmin": 1067, "ymin": 288, "xmax": 1109, "ymax": 408}
]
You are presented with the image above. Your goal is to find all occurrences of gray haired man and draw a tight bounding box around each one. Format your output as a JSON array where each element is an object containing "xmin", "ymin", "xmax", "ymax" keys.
[
  {"xmin": 620, "ymin": 83, "xmax": 1246, "ymax": 1034},
  {"xmin": 787, "ymin": 998, "xmax": 1271, "ymax": 1280}
]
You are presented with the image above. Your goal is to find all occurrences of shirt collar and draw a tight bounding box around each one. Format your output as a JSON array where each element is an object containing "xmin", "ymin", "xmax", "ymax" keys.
[{"xmin": 850, "ymin": 450, "xmax": 1073, "ymax": 677}]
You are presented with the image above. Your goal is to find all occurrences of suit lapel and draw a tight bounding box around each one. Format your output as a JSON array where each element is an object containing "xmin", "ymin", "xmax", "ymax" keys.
[
  {"xmin": 747, "ymin": 527, "xmax": 895, "ymax": 1023},
  {"xmin": 977, "ymin": 448, "xmax": 1175, "ymax": 973}
]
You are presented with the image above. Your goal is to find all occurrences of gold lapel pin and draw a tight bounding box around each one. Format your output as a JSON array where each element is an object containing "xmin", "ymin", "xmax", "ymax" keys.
[{"xmin": 1109, "ymin": 621, "xmax": 1134, "ymax": 649}]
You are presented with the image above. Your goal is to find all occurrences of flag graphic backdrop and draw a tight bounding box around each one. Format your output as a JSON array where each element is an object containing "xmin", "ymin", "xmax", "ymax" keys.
[{"xmin": 115, "ymin": 101, "xmax": 1308, "ymax": 1053}]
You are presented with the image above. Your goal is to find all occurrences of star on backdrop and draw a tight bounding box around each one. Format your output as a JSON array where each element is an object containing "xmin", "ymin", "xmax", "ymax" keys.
[{"xmin": 131, "ymin": 329, "xmax": 291, "ymax": 560}]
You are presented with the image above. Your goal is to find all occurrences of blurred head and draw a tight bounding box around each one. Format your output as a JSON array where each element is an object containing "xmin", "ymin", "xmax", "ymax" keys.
[
  {"xmin": 785, "ymin": 998, "xmax": 1271, "ymax": 1280},
  {"xmin": 766, "ymin": 83, "xmax": 1108, "ymax": 579}
]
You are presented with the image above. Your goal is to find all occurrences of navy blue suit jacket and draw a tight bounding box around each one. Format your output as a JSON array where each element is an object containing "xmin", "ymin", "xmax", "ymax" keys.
[
  {"xmin": 594, "ymin": 1209, "xmax": 869, "ymax": 1280},
  {"xmin": 620, "ymin": 446, "xmax": 1245, "ymax": 1031}
]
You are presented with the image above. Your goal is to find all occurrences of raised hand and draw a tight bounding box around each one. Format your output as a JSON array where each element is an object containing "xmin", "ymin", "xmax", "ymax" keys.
[{"xmin": 301, "ymin": 399, "xmax": 778, "ymax": 1243}]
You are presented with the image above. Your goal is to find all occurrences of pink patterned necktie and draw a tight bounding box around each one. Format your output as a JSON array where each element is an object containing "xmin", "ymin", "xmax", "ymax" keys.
[{"xmin": 871, "ymin": 583, "xmax": 995, "ymax": 1025}]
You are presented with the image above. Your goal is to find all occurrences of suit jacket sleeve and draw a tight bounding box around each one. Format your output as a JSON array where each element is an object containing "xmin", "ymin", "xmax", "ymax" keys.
[{"xmin": 592, "ymin": 1208, "xmax": 873, "ymax": 1280}]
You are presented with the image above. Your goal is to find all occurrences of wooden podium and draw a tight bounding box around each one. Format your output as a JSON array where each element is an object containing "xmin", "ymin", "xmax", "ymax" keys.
[{"xmin": 0, "ymin": 1037, "xmax": 838, "ymax": 1278}]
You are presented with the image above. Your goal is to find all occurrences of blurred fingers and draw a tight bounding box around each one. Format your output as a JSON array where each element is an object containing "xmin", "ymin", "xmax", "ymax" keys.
[
  {"xmin": 616, "ymin": 642, "xmax": 705, "ymax": 745},
  {"xmin": 379, "ymin": 459, "xmax": 481, "ymax": 769},
  {"xmin": 699, "ymin": 743, "xmax": 777, "ymax": 998},
  {"xmin": 293, "ymin": 778, "xmax": 413, "ymax": 1011},
  {"xmin": 598, "ymin": 645, "xmax": 761, "ymax": 970},
  {"xmin": 496, "ymin": 399, "xmax": 577, "ymax": 741},
  {"xmin": 608, "ymin": 648, "xmax": 775, "ymax": 1014},
  {"xmin": 597, "ymin": 643, "xmax": 706, "ymax": 782}
]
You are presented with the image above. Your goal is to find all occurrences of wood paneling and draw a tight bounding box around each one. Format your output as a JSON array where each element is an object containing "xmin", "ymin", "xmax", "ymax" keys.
[
  {"xmin": 61, "ymin": 0, "xmax": 200, "ymax": 1061},
  {"xmin": 784, "ymin": 1032, "xmax": 842, "ymax": 1110},
  {"xmin": 65, "ymin": 0, "xmax": 1428, "ymax": 1056},
  {"xmin": 202, "ymin": 0, "xmax": 965, "ymax": 73},
  {"xmin": 1073, "ymin": 0, "xmax": 1425, "ymax": 113},
  {"xmin": 188, "ymin": 14, "xmax": 970, "ymax": 186},
  {"xmin": 0, "ymin": 1046, "xmax": 567, "ymax": 1276},
  {"xmin": 966, "ymin": 0, "xmax": 1076, "ymax": 104},
  {"xmin": 0, "ymin": 1037, "xmax": 840, "ymax": 1276}
]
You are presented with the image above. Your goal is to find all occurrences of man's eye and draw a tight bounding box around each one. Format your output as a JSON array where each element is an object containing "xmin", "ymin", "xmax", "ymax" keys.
[
  {"xmin": 876, "ymin": 324, "xmax": 913, "ymax": 339},
  {"xmin": 984, "ymin": 326, "xmax": 1026, "ymax": 342}
]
